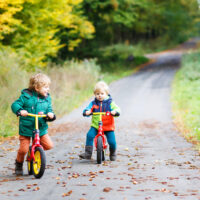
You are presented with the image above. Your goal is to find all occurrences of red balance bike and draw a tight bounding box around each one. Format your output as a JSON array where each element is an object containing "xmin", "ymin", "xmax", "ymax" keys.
[
  {"xmin": 26, "ymin": 113, "xmax": 47, "ymax": 179},
  {"xmin": 92, "ymin": 112, "xmax": 112, "ymax": 164}
]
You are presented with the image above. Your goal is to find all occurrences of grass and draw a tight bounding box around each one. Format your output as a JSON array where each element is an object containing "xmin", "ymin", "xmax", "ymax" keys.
[{"xmin": 171, "ymin": 50, "xmax": 200, "ymax": 148}]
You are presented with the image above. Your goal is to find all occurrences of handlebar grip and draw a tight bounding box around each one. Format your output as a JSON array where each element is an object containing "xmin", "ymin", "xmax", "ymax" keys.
[
  {"xmin": 45, "ymin": 114, "xmax": 56, "ymax": 122},
  {"xmin": 16, "ymin": 111, "xmax": 21, "ymax": 117},
  {"xmin": 114, "ymin": 112, "xmax": 120, "ymax": 117}
]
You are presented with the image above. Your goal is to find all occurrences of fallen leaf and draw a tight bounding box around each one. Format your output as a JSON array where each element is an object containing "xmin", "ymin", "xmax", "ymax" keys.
[
  {"xmin": 33, "ymin": 187, "xmax": 40, "ymax": 191},
  {"xmin": 132, "ymin": 181, "xmax": 138, "ymax": 185},
  {"xmin": 16, "ymin": 177, "xmax": 24, "ymax": 180},
  {"xmin": 103, "ymin": 187, "xmax": 112, "ymax": 192},
  {"xmin": 128, "ymin": 167, "xmax": 135, "ymax": 171},
  {"xmin": 62, "ymin": 190, "xmax": 72, "ymax": 197},
  {"xmin": 76, "ymin": 184, "xmax": 88, "ymax": 186},
  {"xmin": 173, "ymin": 192, "xmax": 178, "ymax": 196},
  {"xmin": 160, "ymin": 182, "xmax": 167, "ymax": 185},
  {"xmin": 18, "ymin": 189, "xmax": 25, "ymax": 192}
]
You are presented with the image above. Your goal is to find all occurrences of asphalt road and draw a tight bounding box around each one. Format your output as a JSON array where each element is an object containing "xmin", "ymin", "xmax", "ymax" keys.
[{"xmin": 0, "ymin": 39, "xmax": 200, "ymax": 200}]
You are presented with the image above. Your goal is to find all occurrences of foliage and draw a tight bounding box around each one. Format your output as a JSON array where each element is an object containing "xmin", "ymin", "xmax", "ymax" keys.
[
  {"xmin": 0, "ymin": 0, "xmax": 95, "ymax": 70},
  {"xmin": 81, "ymin": 0, "xmax": 199, "ymax": 42},
  {"xmin": 172, "ymin": 50, "xmax": 200, "ymax": 143},
  {"xmin": 1, "ymin": 0, "xmax": 199, "ymax": 70},
  {"xmin": 0, "ymin": 0, "xmax": 25, "ymax": 39},
  {"xmin": 97, "ymin": 43, "xmax": 148, "ymax": 72},
  {"xmin": 58, "ymin": 0, "xmax": 200, "ymax": 64}
]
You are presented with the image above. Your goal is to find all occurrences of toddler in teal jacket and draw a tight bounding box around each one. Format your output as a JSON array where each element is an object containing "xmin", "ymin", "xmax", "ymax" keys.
[{"xmin": 11, "ymin": 73, "xmax": 56, "ymax": 175}]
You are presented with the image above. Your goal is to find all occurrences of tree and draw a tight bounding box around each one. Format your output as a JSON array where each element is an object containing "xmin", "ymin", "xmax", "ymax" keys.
[
  {"xmin": 0, "ymin": 0, "xmax": 25, "ymax": 39},
  {"xmin": 0, "ymin": 0, "xmax": 95, "ymax": 70}
]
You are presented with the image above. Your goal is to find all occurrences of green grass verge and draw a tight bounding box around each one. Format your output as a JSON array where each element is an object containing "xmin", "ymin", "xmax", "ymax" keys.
[{"xmin": 171, "ymin": 50, "xmax": 200, "ymax": 147}]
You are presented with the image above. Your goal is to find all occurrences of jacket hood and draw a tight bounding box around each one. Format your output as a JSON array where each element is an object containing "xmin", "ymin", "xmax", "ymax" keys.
[
  {"xmin": 21, "ymin": 88, "xmax": 49, "ymax": 99},
  {"xmin": 21, "ymin": 88, "xmax": 33, "ymax": 96}
]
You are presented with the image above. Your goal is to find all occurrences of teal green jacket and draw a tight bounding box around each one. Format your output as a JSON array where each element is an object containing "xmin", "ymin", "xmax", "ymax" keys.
[{"xmin": 11, "ymin": 89, "xmax": 54, "ymax": 137}]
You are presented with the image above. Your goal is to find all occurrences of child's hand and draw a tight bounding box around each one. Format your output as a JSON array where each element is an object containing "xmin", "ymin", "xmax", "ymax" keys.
[
  {"xmin": 20, "ymin": 110, "xmax": 28, "ymax": 116},
  {"xmin": 85, "ymin": 110, "xmax": 92, "ymax": 116},
  {"xmin": 111, "ymin": 110, "xmax": 116, "ymax": 116},
  {"xmin": 47, "ymin": 112, "xmax": 54, "ymax": 119}
]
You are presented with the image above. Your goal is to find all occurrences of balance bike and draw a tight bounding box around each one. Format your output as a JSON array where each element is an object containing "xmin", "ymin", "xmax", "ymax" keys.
[{"xmin": 26, "ymin": 113, "xmax": 47, "ymax": 179}]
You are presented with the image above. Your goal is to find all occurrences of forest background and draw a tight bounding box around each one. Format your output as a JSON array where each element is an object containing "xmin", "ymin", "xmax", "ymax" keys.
[{"xmin": 1, "ymin": 0, "xmax": 200, "ymax": 143}]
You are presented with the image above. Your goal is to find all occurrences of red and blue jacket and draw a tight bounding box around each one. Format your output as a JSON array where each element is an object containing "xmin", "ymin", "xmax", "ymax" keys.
[{"xmin": 83, "ymin": 95, "xmax": 120, "ymax": 131}]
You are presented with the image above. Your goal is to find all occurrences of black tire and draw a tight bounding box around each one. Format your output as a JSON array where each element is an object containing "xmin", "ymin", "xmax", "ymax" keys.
[
  {"xmin": 27, "ymin": 146, "xmax": 33, "ymax": 175},
  {"xmin": 102, "ymin": 150, "xmax": 105, "ymax": 161},
  {"xmin": 97, "ymin": 137, "xmax": 103, "ymax": 164},
  {"xmin": 32, "ymin": 147, "xmax": 46, "ymax": 179}
]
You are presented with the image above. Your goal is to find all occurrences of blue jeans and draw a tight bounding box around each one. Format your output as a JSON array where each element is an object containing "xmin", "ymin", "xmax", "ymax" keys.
[{"xmin": 86, "ymin": 127, "xmax": 117, "ymax": 150}]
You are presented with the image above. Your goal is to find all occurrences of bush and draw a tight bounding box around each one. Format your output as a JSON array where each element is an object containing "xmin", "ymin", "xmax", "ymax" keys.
[{"xmin": 97, "ymin": 44, "xmax": 148, "ymax": 71}]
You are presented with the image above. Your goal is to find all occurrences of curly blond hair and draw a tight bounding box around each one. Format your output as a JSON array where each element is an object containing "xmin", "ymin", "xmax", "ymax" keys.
[
  {"xmin": 29, "ymin": 73, "xmax": 51, "ymax": 91},
  {"xmin": 94, "ymin": 81, "xmax": 109, "ymax": 95}
]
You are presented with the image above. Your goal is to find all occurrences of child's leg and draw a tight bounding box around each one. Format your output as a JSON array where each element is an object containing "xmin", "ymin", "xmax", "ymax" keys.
[
  {"xmin": 15, "ymin": 135, "xmax": 30, "ymax": 175},
  {"xmin": 40, "ymin": 134, "xmax": 54, "ymax": 150},
  {"xmin": 86, "ymin": 127, "xmax": 98, "ymax": 146},
  {"xmin": 105, "ymin": 131, "xmax": 117, "ymax": 161},
  {"xmin": 16, "ymin": 135, "xmax": 31, "ymax": 163},
  {"xmin": 105, "ymin": 131, "xmax": 116, "ymax": 150},
  {"xmin": 79, "ymin": 127, "xmax": 97, "ymax": 159}
]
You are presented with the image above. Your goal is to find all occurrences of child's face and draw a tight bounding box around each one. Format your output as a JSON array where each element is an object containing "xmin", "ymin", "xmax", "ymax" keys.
[
  {"xmin": 36, "ymin": 84, "xmax": 50, "ymax": 97},
  {"xmin": 95, "ymin": 90, "xmax": 107, "ymax": 101}
]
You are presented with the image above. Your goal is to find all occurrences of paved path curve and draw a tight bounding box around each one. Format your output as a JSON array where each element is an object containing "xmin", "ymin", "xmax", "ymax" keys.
[{"xmin": 0, "ymin": 38, "xmax": 200, "ymax": 200}]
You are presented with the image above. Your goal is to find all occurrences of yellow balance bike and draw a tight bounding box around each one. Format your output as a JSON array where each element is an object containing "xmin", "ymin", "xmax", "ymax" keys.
[{"xmin": 26, "ymin": 113, "xmax": 47, "ymax": 179}]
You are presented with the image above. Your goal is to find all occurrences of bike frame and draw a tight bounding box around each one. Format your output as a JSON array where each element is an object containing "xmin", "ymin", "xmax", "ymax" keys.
[
  {"xmin": 26, "ymin": 113, "xmax": 47, "ymax": 162},
  {"xmin": 93, "ymin": 112, "xmax": 108, "ymax": 150}
]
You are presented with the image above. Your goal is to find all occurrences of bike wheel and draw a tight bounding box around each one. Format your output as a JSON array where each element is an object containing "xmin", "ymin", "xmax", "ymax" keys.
[
  {"xmin": 33, "ymin": 147, "xmax": 46, "ymax": 179},
  {"xmin": 27, "ymin": 146, "xmax": 33, "ymax": 175},
  {"xmin": 97, "ymin": 137, "xmax": 103, "ymax": 164},
  {"xmin": 102, "ymin": 150, "xmax": 105, "ymax": 161}
]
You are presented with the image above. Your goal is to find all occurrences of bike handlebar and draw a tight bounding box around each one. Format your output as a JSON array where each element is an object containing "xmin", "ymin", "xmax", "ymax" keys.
[
  {"xmin": 17, "ymin": 111, "xmax": 56, "ymax": 121},
  {"xmin": 92, "ymin": 112, "xmax": 107, "ymax": 115},
  {"xmin": 27, "ymin": 113, "xmax": 47, "ymax": 118},
  {"xmin": 92, "ymin": 111, "xmax": 120, "ymax": 116},
  {"xmin": 83, "ymin": 111, "xmax": 119, "ymax": 117}
]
